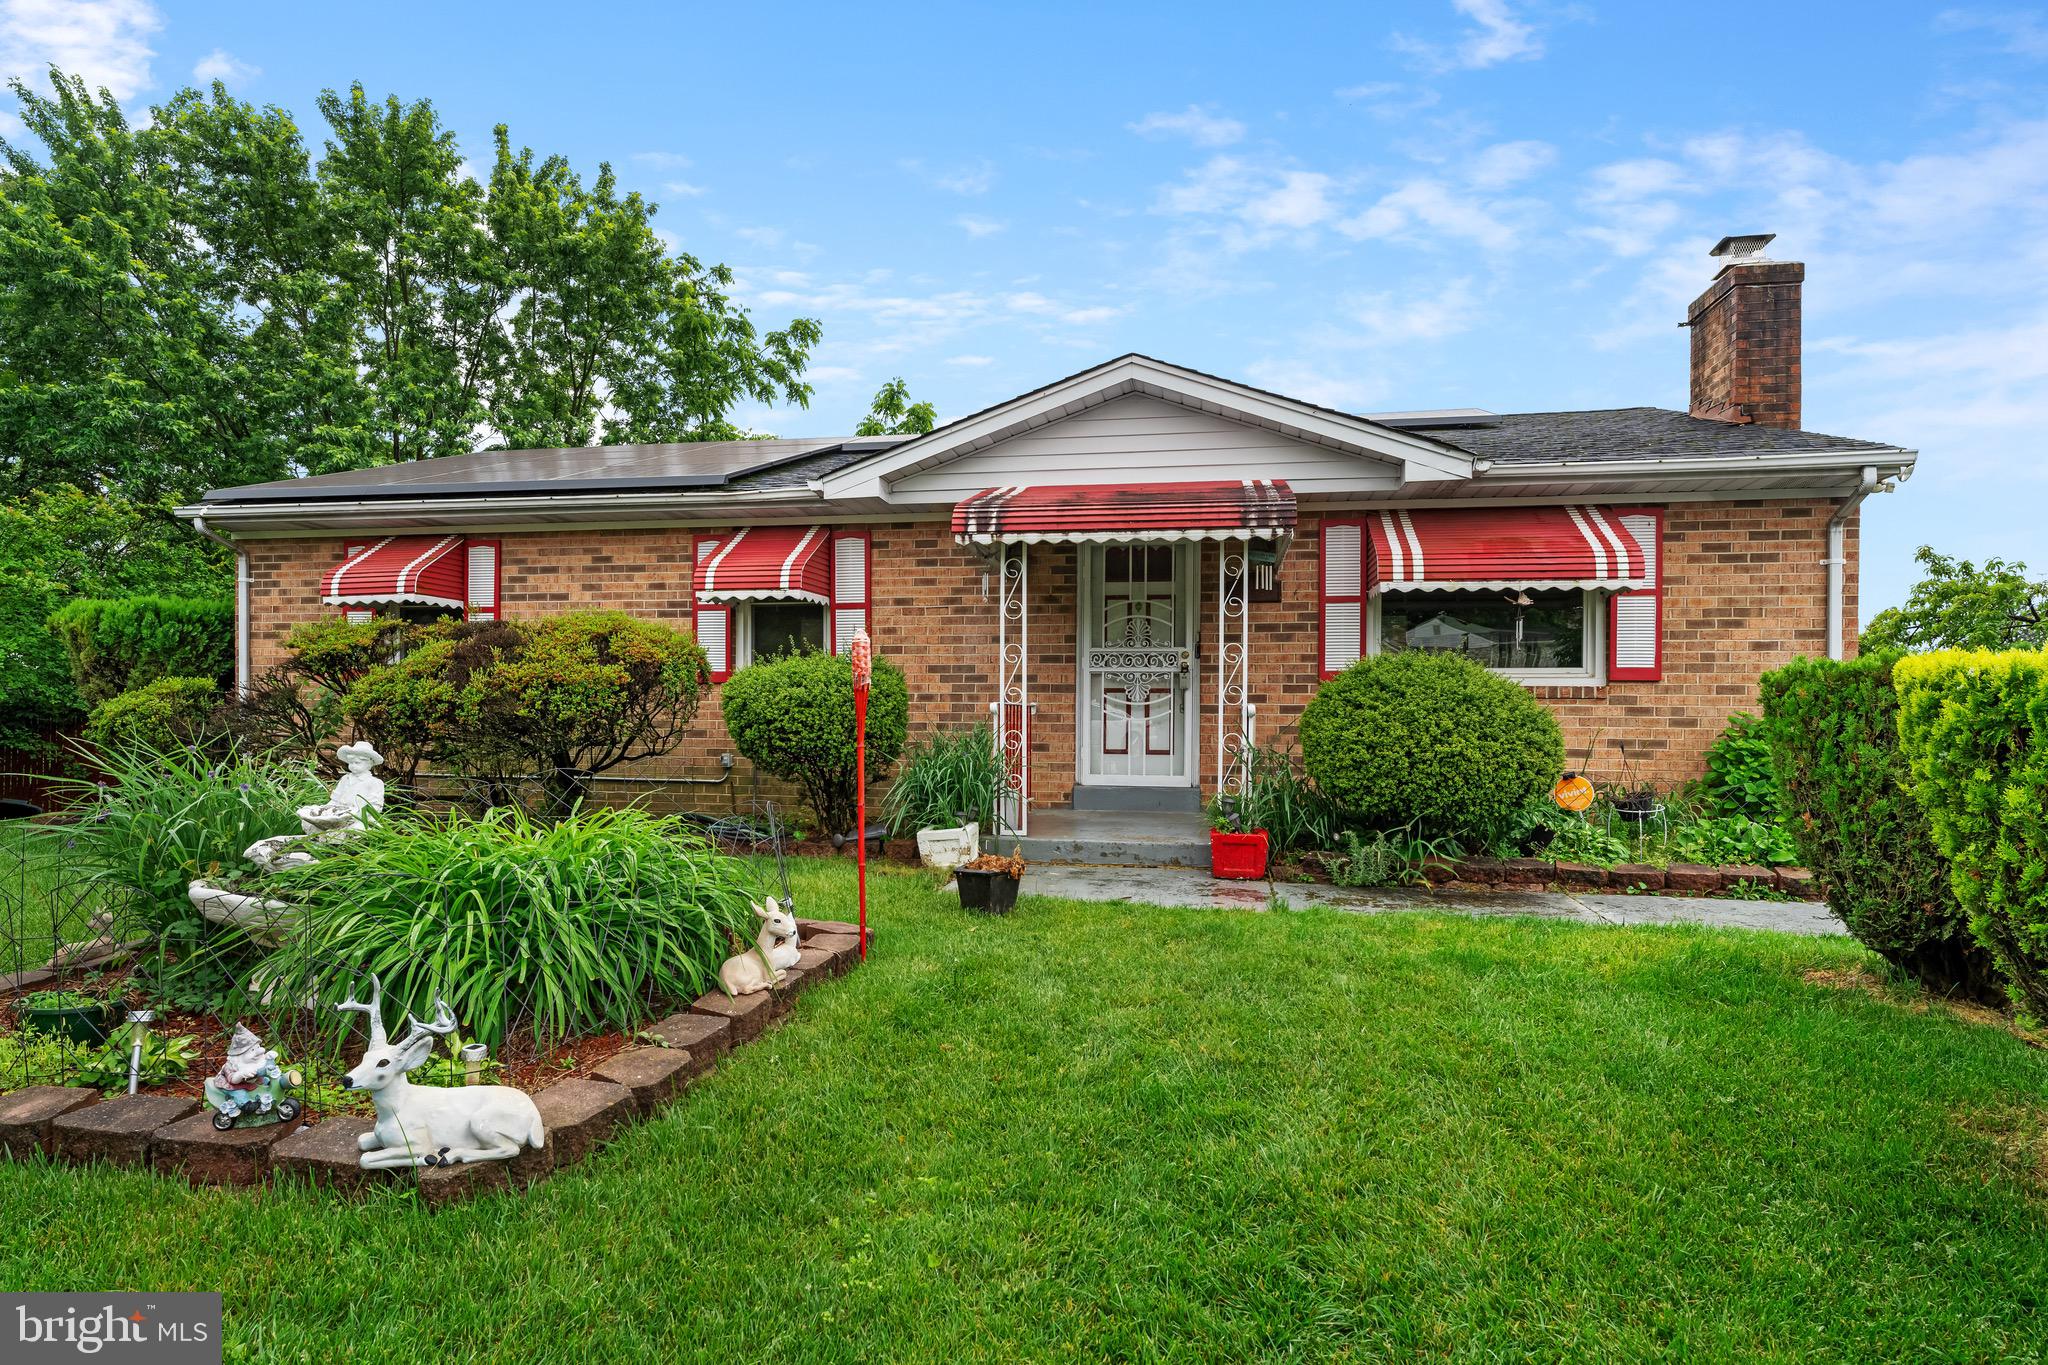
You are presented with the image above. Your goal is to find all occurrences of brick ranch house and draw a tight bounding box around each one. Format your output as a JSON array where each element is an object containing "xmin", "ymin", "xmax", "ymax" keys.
[{"xmin": 181, "ymin": 236, "xmax": 1914, "ymax": 834}]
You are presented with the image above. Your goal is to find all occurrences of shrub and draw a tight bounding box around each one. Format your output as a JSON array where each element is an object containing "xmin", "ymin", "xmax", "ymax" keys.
[
  {"xmin": 1300, "ymin": 652, "xmax": 1564, "ymax": 840},
  {"xmin": 345, "ymin": 612, "xmax": 708, "ymax": 811},
  {"xmin": 1700, "ymin": 713, "xmax": 1782, "ymax": 821},
  {"xmin": 262, "ymin": 806, "xmax": 757, "ymax": 1046},
  {"xmin": 885, "ymin": 724, "xmax": 1002, "ymax": 835},
  {"xmin": 83, "ymin": 676, "xmax": 222, "ymax": 752},
  {"xmin": 1893, "ymin": 649, "xmax": 2048, "ymax": 1021},
  {"xmin": 1760, "ymin": 653, "xmax": 1995, "ymax": 998},
  {"xmin": 47, "ymin": 595, "xmax": 234, "ymax": 706},
  {"xmin": 218, "ymin": 617, "xmax": 416, "ymax": 772},
  {"xmin": 1665, "ymin": 812, "xmax": 1797, "ymax": 867},
  {"xmin": 723, "ymin": 649, "xmax": 909, "ymax": 838},
  {"xmin": 0, "ymin": 571, "xmax": 81, "ymax": 748}
]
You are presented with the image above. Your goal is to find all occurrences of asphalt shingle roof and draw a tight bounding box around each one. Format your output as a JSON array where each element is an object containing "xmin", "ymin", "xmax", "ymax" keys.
[{"xmin": 1429, "ymin": 407, "xmax": 1898, "ymax": 465}]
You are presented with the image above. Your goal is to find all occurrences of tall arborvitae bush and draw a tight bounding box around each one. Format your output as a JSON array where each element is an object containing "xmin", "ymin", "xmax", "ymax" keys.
[
  {"xmin": 1892, "ymin": 650, "xmax": 2048, "ymax": 1022},
  {"xmin": 1760, "ymin": 653, "xmax": 2000, "ymax": 1000}
]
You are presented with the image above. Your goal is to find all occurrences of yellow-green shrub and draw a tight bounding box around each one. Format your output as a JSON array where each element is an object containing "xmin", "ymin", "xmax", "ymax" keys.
[{"xmin": 1892, "ymin": 649, "xmax": 2048, "ymax": 1021}]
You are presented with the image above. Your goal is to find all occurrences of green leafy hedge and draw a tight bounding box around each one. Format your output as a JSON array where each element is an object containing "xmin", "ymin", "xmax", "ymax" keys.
[
  {"xmin": 1300, "ymin": 652, "xmax": 1564, "ymax": 840},
  {"xmin": 47, "ymin": 595, "xmax": 234, "ymax": 706},
  {"xmin": 1760, "ymin": 653, "xmax": 1997, "ymax": 998},
  {"xmin": 723, "ymin": 650, "xmax": 909, "ymax": 838},
  {"xmin": 1892, "ymin": 650, "xmax": 2048, "ymax": 1021},
  {"xmin": 83, "ymin": 675, "xmax": 221, "ymax": 753},
  {"xmin": 0, "ymin": 572, "xmax": 82, "ymax": 748}
]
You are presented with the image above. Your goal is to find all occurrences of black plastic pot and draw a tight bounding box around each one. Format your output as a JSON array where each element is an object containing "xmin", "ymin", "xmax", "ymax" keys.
[
  {"xmin": 20, "ymin": 1001, "xmax": 111, "ymax": 1046},
  {"xmin": 957, "ymin": 868, "xmax": 1020, "ymax": 915}
]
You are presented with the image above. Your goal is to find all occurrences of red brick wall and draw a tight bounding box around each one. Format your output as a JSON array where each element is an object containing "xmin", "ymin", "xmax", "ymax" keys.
[
  {"xmin": 242, "ymin": 495, "xmax": 1852, "ymax": 816},
  {"xmin": 1685, "ymin": 260, "xmax": 1803, "ymax": 429}
]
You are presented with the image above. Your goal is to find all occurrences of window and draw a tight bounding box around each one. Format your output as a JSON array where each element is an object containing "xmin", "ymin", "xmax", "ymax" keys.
[
  {"xmin": 738, "ymin": 601, "xmax": 827, "ymax": 665},
  {"xmin": 1373, "ymin": 587, "xmax": 1603, "ymax": 682}
]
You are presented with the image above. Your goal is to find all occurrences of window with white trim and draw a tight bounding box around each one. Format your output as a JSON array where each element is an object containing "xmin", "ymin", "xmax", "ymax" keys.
[
  {"xmin": 735, "ymin": 600, "xmax": 828, "ymax": 666},
  {"xmin": 1370, "ymin": 587, "xmax": 1606, "ymax": 684}
]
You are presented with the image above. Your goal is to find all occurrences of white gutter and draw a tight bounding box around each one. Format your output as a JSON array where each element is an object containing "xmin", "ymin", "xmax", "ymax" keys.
[
  {"xmin": 1825, "ymin": 465, "xmax": 1884, "ymax": 661},
  {"xmin": 190, "ymin": 515, "xmax": 251, "ymax": 693},
  {"xmin": 174, "ymin": 484, "xmax": 821, "ymax": 529}
]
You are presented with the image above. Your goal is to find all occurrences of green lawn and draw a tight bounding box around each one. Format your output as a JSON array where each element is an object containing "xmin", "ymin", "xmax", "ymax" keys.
[{"xmin": 3, "ymin": 859, "xmax": 2046, "ymax": 1361}]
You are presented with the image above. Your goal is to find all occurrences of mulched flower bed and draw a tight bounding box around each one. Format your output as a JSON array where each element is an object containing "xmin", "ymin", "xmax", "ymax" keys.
[
  {"xmin": 0, "ymin": 918, "xmax": 870, "ymax": 1208},
  {"xmin": 1268, "ymin": 852, "xmax": 1821, "ymax": 898}
]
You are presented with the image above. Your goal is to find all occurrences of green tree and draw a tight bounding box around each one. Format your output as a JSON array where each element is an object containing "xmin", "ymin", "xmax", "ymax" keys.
[
  {"xmin": 1862, "ymin": 547, "xmax": 2047, "ymax": 653},
  {"xmin": 0, "ymin": 69, "xmax": 823, "ymax": 498},
  {"xmin": 854, "ymin": 378, "xmax": 938, "ymax": 436}
]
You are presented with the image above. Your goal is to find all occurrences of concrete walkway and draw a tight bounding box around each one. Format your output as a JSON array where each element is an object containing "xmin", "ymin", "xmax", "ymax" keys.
[{"xmin": 1015, "ymin": 863, "xmax": 1845, "ymax": 937}]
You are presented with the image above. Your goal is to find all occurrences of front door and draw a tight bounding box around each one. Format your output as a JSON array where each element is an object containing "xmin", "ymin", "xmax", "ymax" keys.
[{"xmin": 1081, "ymin": 544, "xmax": 1195, "ymax": 786}]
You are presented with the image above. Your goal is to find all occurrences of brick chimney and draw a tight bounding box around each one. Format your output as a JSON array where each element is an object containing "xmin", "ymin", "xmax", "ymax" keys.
[{"xmin": 1683, "ymin": 233, "xmax": 1802, "ymax": 428}]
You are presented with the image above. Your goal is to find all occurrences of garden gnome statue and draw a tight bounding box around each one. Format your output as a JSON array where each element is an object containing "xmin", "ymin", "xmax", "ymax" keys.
[
  {"xmin": 204, "ymin": 1024, "xmax": 297, "ymax": 1129},
  {"xmin": 297, "ymin": 741, "xmax": 387, "ymax": 835}
]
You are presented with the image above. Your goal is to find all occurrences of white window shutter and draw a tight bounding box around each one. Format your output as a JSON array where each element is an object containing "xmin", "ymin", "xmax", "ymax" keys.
[
  {"xmin": 1320, "ymin": 520, "xmax": 1364, "ymax": 678},
  {"xmin": 693, "ymin": 535, "xmax": 733, "ymax": 681},
  {"xmin": 465, "ymin": 540, "xmax": 500, "ymax": 620},
  {"xmin": 1608, "ymin": 510, "xmax": 1662, "ymax": 681},
  {"xmin": 831, "ymin": 531, "xmax": 870, "ymax": 654}
]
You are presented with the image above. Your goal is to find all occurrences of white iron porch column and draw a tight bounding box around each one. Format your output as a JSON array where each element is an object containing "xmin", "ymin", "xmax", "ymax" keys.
[
  {"xmin": 1217, "ymin": 536, "xmax": 1254, "ymax": 795},
  {"xmin": 992, "ymin": 543, "xmax": 1030, "ymax": 836}
]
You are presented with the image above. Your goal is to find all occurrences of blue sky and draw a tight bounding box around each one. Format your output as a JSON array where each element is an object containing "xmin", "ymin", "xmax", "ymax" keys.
[{"xmin": 5, "ymin": 1, "xmax": 2046, "ymax": 613}]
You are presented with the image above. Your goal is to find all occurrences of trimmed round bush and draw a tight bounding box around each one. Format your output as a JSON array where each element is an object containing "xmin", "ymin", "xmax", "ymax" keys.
[
  {"xmin": 83, "ymin": 675, "xmax": 221, "ymax": 752},
  {"xmin": 722, "ymin": 649, "xmax": 909, "ymax": 838},
  {"xmin": 1300, "ymin": 652, "xmax": 1564, "ymax": 839}
]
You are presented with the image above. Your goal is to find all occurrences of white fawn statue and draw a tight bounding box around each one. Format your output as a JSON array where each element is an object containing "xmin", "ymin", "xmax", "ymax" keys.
[
  {"xmin": 716, "ymin": 899, "xmax": 801, "ymax": 996},
  {"xmin": 337, "ymin": 975, "xmax": 545, "ymax": 1169}
]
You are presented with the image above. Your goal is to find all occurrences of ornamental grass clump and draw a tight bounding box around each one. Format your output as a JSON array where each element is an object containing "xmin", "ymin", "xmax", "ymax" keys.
[
  {"xmin": 1301, "ymin": 652, "xmax": 1564, "ymax": 841},
  {"xmin": 1893, "ymin": 649, "xmax": 2048, "ymax": 1021},
  {"xmin": 884, "ymin": 724, "xmax": 1003, "ymax": 835},
  {"xmin": 262, "ymin": 805, "xmax": 756, "ymax": 1047}
]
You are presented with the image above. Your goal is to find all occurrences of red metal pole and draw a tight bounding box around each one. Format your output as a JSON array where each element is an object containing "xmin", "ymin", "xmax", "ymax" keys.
[{"xmin": 851, "ymin": 630, "xmax": 872, "ymax": 960}]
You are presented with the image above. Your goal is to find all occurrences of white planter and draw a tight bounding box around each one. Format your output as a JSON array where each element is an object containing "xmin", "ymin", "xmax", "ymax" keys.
[
  {"xmin": 917, "ymin": 822, "xmax": 980, "ymax": 871},
  {"xmin": 188, "ymin": 881, "xmax": 299, "ymax": 946}
]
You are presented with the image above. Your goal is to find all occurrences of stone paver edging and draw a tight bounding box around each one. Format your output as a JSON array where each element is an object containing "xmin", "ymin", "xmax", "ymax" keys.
[{"xmin": 1, "ymin": 918, "xmax": 866, "ymax": 1208}]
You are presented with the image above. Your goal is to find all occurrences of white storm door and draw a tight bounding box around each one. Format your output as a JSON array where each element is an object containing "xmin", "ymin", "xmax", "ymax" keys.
[{"xmin": 1082, "ymin": 544, "xmax": 1194, "ymax": 785}]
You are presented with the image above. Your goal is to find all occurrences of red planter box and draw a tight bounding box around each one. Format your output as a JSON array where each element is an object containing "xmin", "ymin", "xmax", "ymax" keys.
[{"xmin": 1210, "ymin": 829, "xmax": 1271, "ymax": 880}]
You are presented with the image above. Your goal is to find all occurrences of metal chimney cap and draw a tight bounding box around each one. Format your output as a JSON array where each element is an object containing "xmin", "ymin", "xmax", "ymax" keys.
[{"xmin": 1710, "ymin": 233, "xmax": 1776, "ymax": 261}]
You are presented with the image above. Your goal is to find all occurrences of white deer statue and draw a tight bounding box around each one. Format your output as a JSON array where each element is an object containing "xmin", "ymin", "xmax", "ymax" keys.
[
  {"xmin": 716, "ymin": 899, "xmax": 801, "ymax": 996},
  {"xmin": 337, "ymin": 975, "xmax": 545, "ymax": 1170}
]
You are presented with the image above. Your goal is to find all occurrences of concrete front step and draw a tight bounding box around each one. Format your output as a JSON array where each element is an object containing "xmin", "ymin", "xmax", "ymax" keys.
[
  {"xmin": 1068, "ymin": 784, "xmax": 1203, "ymax": 814},
  {"xmin": 1011, "ymin": 808, "xmax": 1212, "ymax": 869}
]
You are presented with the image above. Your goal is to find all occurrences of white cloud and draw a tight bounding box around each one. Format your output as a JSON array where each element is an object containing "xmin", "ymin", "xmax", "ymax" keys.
[
  {"xmin": 663, "ymin": 179, "xmax": 706, "ymax": 198},
  {"xmin": 632, "ymin": 151, "xmax": 693, "ymax": 170},
  {"xmin": 1338, "ymin": 179, "xmax": 1521, "ymax": 252},
  {"xmin": 1345, "ymin": 277, "xmax": 1483, "ymax": 345},
  {"xmin": 1465, "ymin": 139, "xmax": 1555, "ymax": 189},
  {"xmin": 900, "ymin": 157, "xmax": 998, "ymax": 195},
  {"xmin": 1128, "ymin": 104, "xmax": 1245, "ymax": 148},
  {"xmin": 1154, "ymin": 155, "xmax": 1337, "ymax": 242},
  {"xmin": 1334, "ymin": 82, "xmax": 1442, "ymax": 120},
  {"xmin": 955, "ymin": 214, "xmax": 1005, "ymax": 238},
  {"xmin": 945, "ymin": 354, "xmax": 995, "ymax": 367},
  {"xmin": 1934, "ymin": 8, "xmax": 2048, "ymax": 58},
  {"xmin": 736, "ymin": 226, "xmax": 785, "ymax": 247},
  {"xmin": 1003, "ymin": 291, "xmax": 1123, "ymax": 325},
  {"xmin": 0, "ymin": 0, "xmax": 161, "ymax": 101},
  {"xmin": 1243, "ymin": 359, "xmax": 1383, "ymax": 410},
  {"xmin": 191, "ymin": 47, "xmax": 255, "ymax": 86},
  {"xmin": 1391, "ymin": 0, "xmax": 1544, "ymax": 74}
]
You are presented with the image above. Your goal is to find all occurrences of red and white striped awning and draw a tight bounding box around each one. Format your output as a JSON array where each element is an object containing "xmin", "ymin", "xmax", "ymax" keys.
[
  {"xmin": 952, "ymin": 480, "xmax": 1296, "ymax": 545},
  {"xmin": 695, "ymin": 525, "xmax": 833, "ymax": 604},
  {"xmin": 1366, "ymin": 505, "xmax": 1650, "ymax": 592},
  {"xmin": 321, "ymin": 535, "xmax": 468, "ymax": 608}
]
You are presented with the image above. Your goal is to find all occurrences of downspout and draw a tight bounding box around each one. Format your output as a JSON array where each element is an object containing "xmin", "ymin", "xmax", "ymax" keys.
[
  {"xmin": 191, "ymin": 515, "xmax": 252, "ymax": 694},
  {"xmin": 1824, "ymin": 466, "xmax": 1880, "ymax": 661}
]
